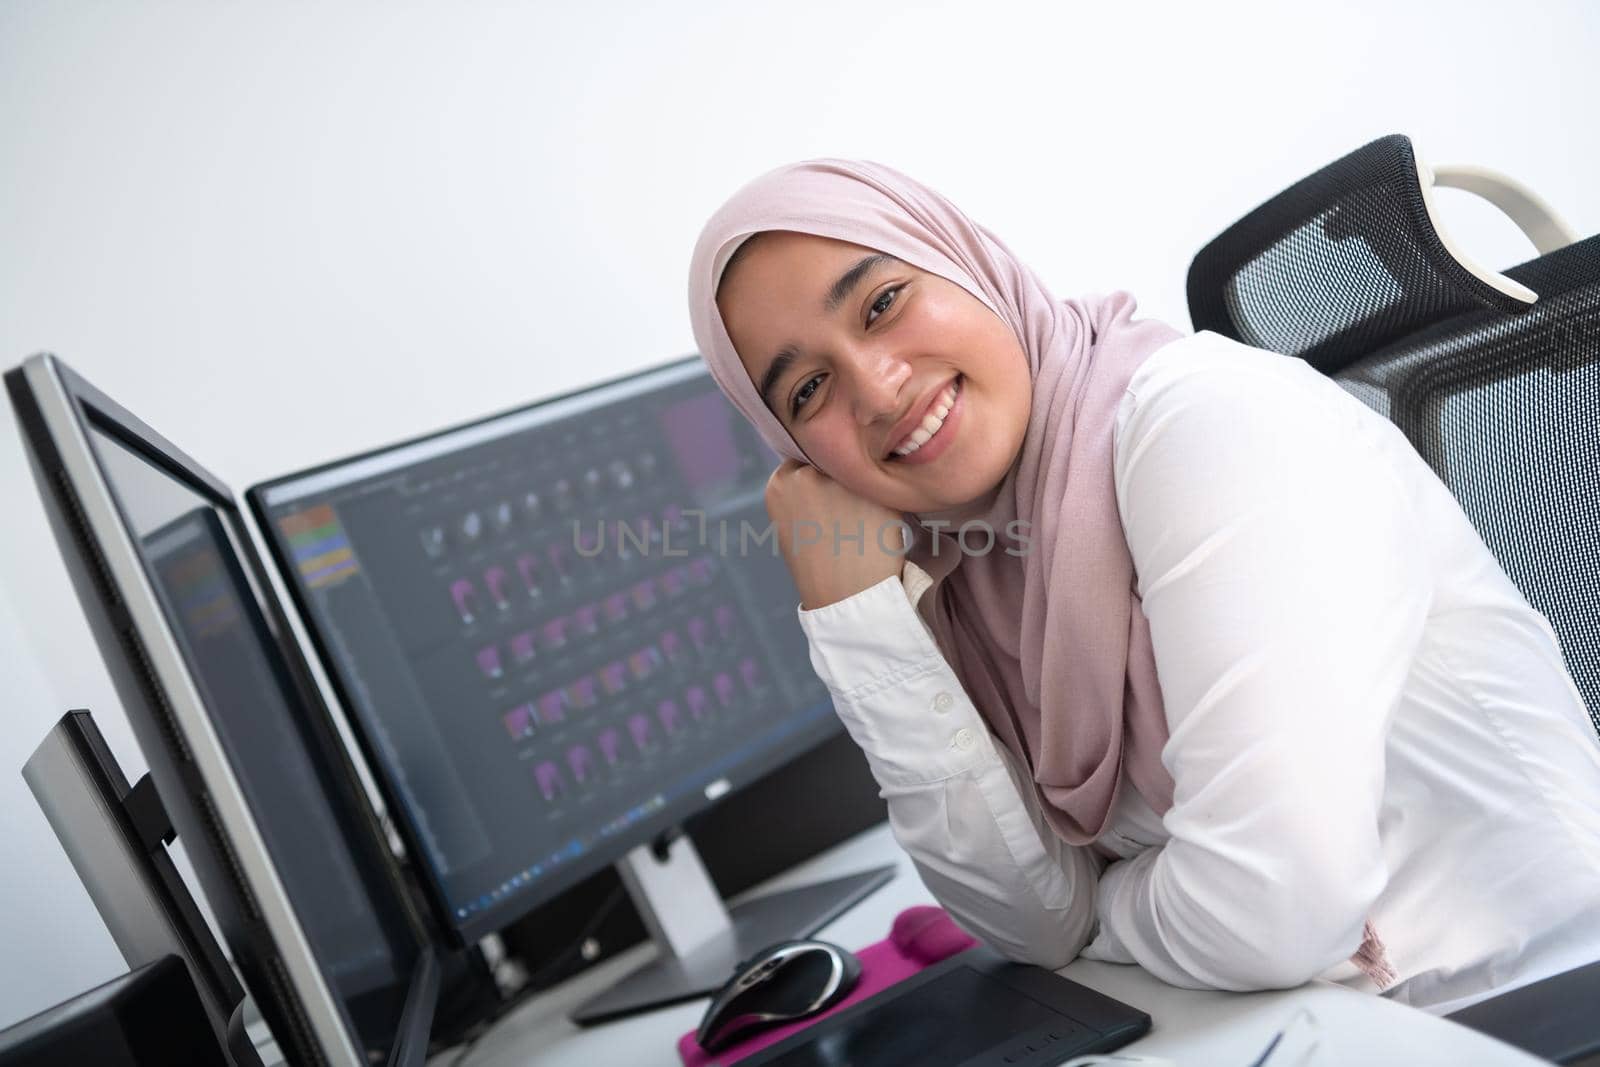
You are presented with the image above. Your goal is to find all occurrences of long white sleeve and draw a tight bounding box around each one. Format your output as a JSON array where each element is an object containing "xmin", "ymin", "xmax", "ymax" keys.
[
  {"xmin": 1088, "ymin": 335, "xmax": 1434, "ymax": 991},
  {"xmin": 796, "ymin": 574, "xmax": 1104, "ymax": 970}
]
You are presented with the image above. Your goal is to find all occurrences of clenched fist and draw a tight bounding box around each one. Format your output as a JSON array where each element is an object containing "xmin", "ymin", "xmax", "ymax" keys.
[{"xmin": 764, "ymin": 460, "xmax": 908, "ymax": 610}]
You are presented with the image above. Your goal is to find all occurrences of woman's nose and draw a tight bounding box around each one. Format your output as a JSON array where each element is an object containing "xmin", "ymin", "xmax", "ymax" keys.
[{"xmin": 850, "ymin": 351, "xmax": 912, "ymax": 424}]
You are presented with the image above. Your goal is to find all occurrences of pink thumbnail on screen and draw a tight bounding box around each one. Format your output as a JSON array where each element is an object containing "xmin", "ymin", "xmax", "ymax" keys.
[
  {"xmin": 740, "ymin": 657, "xmax": 762, "ymax": 693},
  {"xmin": 476, "ymin": 645, "xmax": 502, "ymax": 679},
  {"xmin": 516, "ymin": 553, "xmax": 541, "ymax": 596},
  {"xmin": 628, "ymin": 713, "xmax": 654, "ymax": 753},
  {"xmin": 510, "ymin": 631, "xmax": 537, "ymax": 665},
  {"xmin": 600, "ymin": 662, "xmax": 627, "ymax": 695},
  {"xmin": 660, "ymin": 630, "xmax": 684, "ymax": 663},
  {"xmin": 604, "ymin": 593, "xmax": 628, "ymax": 624},
  {"xmin": 542, "ymin": 617, "xmax": 568, "ymax": 649},
  {"xmin": 659, "ymin": 393, "xmax": 741, "ymax": 494},
  {"xmin": 628, "ymin": 647, "xmax": 662, "ymax": 681},
  {"xmin": 502, "ymin": 705, "xmax": 534, "ymax": 740},
  {"xmin": 484, "ymin": 566, "xmax": 511, "ymax": 610},
  {"xmin": 658, "ymin": 569, "xmax": 685, "ymax": 598},
  {"xmin": 567, "ymin": 745, "xmax": 595, "ymax": 785},
  {"xmin": 657, "ymin": 700, "xmax": 682, "ymax": 735},
  {"xmin": 631, "ymin": 578, "xmax": 657, "ymax": 611},
  {"xmin": 714, "ymin": 672, "xmax": 736, "ymax": 708},
  {"xmin": 546, "ymin": 542, "xmax": 570, "ymax": 580},
  {"xmin": 534, "ymin": 762, "xmax": 564, "ymax": 802},
  {"xmin": 450, "ymin": 579, "xmax": 478, "ymax": 624},
  {"xmin": 574, "ymin": 603, "xmax": 599, "ymax": 635},
  {"xmin": 687, "ymin": 616, "xmax": 710, "ymax": 651},
  {"xmin": 567, "ymin": 676, "xmax": 598, "ymax": 709},
  {"xmin": 598, "ymin": 728, "xmax": 623, "ymax": 766},
  {"xmin": 537, "ymin": 691, "xmax": 566, "ymax": 725},
  {"xmin": 686, "ymin": 686, "xmax": 709, "ymax": 720},
  {"xmin": 714, "ymin": 604, "xmax": 736, "ymax": 639},
  {"xmin": 689, "ymin": 557, "xmax": 715, "ymax": 585}
]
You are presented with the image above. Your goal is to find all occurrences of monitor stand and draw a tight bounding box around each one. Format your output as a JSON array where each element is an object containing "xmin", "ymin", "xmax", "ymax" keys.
[
  {"xmin": 569, "ymin": 835, "xmax": 893, "ymax": 1025},
  {"xmin": 24, "ymin": 710, "xmax": 267, "ymax": 1067}
]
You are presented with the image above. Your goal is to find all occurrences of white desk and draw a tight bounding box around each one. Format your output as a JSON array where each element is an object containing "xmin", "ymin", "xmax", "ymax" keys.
[{"xmin": 437, "ymin": 823, "xmax": 1545, "ymax": 1067}]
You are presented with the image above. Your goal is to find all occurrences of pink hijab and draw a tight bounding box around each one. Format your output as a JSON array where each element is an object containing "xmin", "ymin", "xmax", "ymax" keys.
[{"xmin": 687, "ymin": 159, "xmax": 1182, "ymax": 846}]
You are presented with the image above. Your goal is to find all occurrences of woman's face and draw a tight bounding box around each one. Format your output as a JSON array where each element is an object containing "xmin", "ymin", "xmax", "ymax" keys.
[{"xmin": 717, "ymin": 231, "xmax": 1032, "ymax": 516}]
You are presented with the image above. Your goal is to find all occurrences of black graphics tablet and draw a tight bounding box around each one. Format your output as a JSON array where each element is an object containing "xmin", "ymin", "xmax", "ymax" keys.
[{"xmin": 741, "ymin": 946, "xmax": 1151, "ymax": 1067}]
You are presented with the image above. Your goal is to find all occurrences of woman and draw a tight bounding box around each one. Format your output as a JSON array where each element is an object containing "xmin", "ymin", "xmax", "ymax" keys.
[{"xmin": 686, "ymin": 159, "xmax": 1600, "ymax": 1014}]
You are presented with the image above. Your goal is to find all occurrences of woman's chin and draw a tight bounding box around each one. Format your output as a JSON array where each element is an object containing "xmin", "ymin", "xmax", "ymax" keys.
[{"xmin": 907, "ymin": 480, "xmax": 1008, "ymax": 525}]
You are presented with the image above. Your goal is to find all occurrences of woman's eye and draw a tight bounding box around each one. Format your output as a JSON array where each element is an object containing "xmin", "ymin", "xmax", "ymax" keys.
[
  {"xmin": 791, "ymin": 374, "xmax": 823, "ymax": 417},
  {"xmin": 866, "ymin": 286, "xmax": 900, "ymax": 326}
]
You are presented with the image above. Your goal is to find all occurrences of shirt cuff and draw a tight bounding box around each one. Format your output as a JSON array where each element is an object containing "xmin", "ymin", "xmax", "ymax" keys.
[
  {"xmin": 1080, "ymin": 855, "xmax": 1141, "ymax": 965},
  {"xmin": 796, "ymin": 572, "xmax": 994, "ymax": 789},
  {"xmin": 796, "ymin": 572, "xmax": 942, "ymax": 698}
]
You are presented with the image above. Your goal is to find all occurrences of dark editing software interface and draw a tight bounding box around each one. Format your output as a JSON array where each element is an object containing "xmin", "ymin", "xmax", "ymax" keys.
[{"xmin": 255, "ymin": 362, "xmax": 837, "ymax": 936}]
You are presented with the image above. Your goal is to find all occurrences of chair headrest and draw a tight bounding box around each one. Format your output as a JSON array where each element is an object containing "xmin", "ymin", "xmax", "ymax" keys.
[{"xmin": 1187, "ymin": 134, "xmax": 1550, "ymax": 375}]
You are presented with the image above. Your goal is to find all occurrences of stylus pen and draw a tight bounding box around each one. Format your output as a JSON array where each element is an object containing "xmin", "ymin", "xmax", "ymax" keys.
[
  {"xmin": 1246, "ymin": 1006, "xmax": 1322, "ymax": 1067},
  {"xmin": 1247, "ymin": 1030, "xmax": 1285, "ymax": 1067}
]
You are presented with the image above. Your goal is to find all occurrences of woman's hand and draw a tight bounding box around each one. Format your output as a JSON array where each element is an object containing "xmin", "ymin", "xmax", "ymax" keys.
[{"xmin": 765, "ymin": 460, "xmax": 907, "ymax": 610}]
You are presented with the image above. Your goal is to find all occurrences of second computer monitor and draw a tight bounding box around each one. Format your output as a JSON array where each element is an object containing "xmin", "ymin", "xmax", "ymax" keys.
[
  {"xmin": 250, "ymin": 358, "xmax": 840, "ymax": 942},
  {"xmin": 8, "ymin": 354, "xmax": 438, "ymax": 1066}
]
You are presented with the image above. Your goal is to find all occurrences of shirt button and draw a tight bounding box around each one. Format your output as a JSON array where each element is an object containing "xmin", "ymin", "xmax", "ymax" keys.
[
  {"xmin": 953, "ymin": 728, "xmax": 975, "ymax": 751},
  {"xmin": 933, "ymin": 691, "xmax": 954, "ymax": 714}
]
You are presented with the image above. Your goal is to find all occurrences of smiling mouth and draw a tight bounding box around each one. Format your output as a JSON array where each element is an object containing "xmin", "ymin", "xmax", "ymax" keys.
[{"xmin": 888, "ymin": 377, "xmax": 961, "ymax": 459}]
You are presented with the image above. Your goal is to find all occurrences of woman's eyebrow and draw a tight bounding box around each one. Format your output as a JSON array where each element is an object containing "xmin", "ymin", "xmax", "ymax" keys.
[
  {"xmin": 823, "ymin": 253, "xmax": 898, "ymax": 313},
  {"xmin": 758, "ymin": 345, "xmax": 800, "ymax": 413}
]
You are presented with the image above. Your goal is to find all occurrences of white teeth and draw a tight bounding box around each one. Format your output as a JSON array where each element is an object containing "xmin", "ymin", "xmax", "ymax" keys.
[{"xmin": 892, "ymin": 380, "xmax": 960, "ymax": 457}]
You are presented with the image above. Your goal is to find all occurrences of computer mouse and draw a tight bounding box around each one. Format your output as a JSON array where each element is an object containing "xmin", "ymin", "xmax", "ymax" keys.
[{"xmin": 696, "ymin": 939, "xmax": 862, "ymax": 1052}]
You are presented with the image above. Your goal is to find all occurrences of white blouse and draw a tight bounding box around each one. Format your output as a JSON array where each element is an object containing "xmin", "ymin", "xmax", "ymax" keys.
[{"xmin": 796, "ymin": 330, "xmax": 1600, "ymax": 1015}]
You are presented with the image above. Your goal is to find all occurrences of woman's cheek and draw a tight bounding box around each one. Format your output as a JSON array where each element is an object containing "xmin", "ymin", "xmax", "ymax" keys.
[{"xmin": 796, "ymin": 424, "xmax": 861, "ymax": 482}]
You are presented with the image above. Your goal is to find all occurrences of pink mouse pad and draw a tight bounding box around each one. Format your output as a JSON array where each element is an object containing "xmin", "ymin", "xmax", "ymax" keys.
[{"xmin": 677, "ymin": 906, "xmax": 978, "ymax": 1066}]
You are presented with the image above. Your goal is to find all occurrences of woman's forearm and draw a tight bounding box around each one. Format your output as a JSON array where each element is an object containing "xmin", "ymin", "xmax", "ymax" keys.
[{"xmin": 797, "ymin": 573, "xmax": 1104, "ymax": 969}]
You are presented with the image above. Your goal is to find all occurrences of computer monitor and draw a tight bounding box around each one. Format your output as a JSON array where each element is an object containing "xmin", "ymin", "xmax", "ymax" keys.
[
  {"xmin": 6, "ymin": 354, "xmax": 440, "ymax": 1067},
  {"xmin": 248, "ymin": 356, "xmax": 892, "ymax": 1022}
]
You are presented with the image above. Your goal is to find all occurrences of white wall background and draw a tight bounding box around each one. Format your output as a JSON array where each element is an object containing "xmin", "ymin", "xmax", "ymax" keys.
[{"xmin": 2, "ymin": 0, "xmax": 1596, "ymax": 1031}]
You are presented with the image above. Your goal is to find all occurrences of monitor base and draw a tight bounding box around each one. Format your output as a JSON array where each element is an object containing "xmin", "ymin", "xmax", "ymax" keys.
[{"xmin": 570, "ymin": 865, "xmax": 895, "ymax": 1026}]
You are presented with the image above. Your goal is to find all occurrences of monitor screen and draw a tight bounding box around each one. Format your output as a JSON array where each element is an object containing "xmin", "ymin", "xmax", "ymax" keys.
[
  {"xmin": 83, "ymin": 416, "xmax": 429, "ymax": 1061},
  {"xmin": 252, "ymin": 359, "xmax": 839, "ymax": 940}
]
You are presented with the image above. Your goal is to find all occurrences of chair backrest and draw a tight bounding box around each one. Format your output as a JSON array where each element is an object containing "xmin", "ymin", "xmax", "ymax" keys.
[{"xmin": 1187, "ymin": 134, "xmax": 1600, "ymax": 739}]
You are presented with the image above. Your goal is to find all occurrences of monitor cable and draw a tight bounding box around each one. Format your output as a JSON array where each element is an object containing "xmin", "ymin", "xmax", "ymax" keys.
[
  {"xmin": 439, "ymin": 825, "xmax": 689, "ymax": 1064},
  {"xmin": 441, "ymin": 882, "xmax": 628, "ymax": 1066}
]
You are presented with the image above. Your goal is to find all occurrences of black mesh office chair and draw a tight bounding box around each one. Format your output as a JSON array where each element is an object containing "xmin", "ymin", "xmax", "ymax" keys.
[
  {"xmin": 1189, "ymin": 133, "xmax": 1600, "ymax": 740},
  {"xmin": 1188, "ymin": 133, "xmax": 1600, "ymax": 1066}
]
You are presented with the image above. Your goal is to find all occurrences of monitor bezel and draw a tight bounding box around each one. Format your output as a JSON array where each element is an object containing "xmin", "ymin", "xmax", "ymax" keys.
[
  {"xmin": 246, "ymin": 354, "xmax": 845, "ymax": 944},
  {"xmin": 6, "ymin": 353, "xmax": 439, "ymax": 1067}
]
